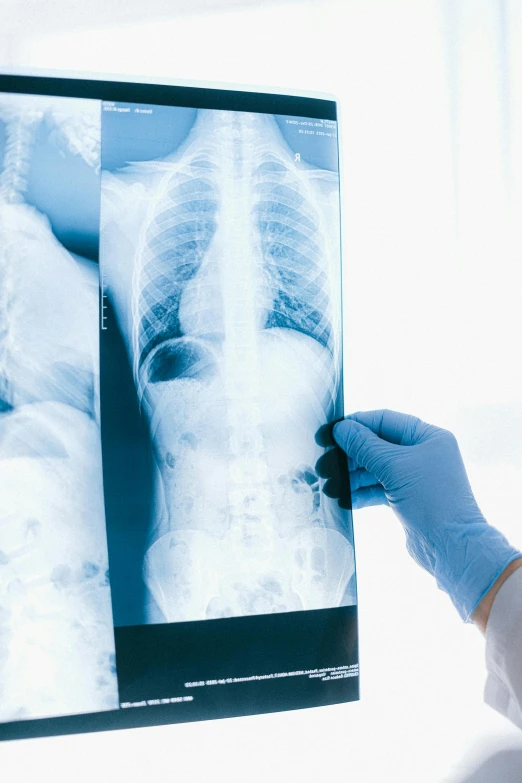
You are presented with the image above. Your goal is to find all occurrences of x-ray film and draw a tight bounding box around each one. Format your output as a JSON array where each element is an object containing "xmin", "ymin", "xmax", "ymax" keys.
[{"xmin": 0, "ymin": 74, "xmax": 358, "ymax": 741}]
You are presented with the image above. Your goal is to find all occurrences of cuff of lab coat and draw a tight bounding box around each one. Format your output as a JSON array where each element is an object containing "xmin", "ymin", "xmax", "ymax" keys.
[{"xmin": 484, "ymin": 564, "xmax": 522, "ymax": 729}]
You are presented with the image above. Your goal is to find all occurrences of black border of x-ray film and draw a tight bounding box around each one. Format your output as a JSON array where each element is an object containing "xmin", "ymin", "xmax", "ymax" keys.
[
  {"xmin": 0, "ymin": 74, "xmax": 357, "ymax": 743},
  {"xmin": 0, "ymin": 606, "xmax": 358, "ymax": 741},
  {"xmin": 0, "ymin": 73, "xmax": 336, "ymax": 119}
]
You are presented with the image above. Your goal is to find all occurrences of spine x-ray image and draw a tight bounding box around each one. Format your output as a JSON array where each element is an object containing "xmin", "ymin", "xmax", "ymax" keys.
[
  {"xmin": 0, "ymin": 93, "xmax": 118, "ymax": 723},
  {"xmin": 100, "ymin": 106, "xmax": 355, "ymax": 626},
  {"xmin": 0, "ymin": 76, "xmax": 358, "ymax": 739}
]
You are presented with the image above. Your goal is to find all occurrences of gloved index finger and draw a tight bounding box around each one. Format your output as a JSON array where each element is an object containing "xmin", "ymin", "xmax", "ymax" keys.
[{"xmin": 344, "ymin": 409, "xmax": 431, "ymax": 446}]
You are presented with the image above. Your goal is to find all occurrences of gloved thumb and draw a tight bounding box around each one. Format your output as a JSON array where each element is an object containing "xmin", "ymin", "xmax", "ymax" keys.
[{"xmin": 333, "ymin": 418, "xmax": 399, "ymax": 483}]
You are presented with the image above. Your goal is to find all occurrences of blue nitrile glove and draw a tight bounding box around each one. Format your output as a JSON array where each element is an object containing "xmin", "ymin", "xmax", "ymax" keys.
[{"xmin": 332, "ymin": 409, "xmax": 522, "ymax": 622}]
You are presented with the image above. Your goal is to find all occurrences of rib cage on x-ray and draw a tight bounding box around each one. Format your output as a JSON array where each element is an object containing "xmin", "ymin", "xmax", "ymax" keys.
[
  {"xmin": 0, "ymin": 94, "xmax": 118, "ymax": 723},
  {"xmin": 102, "ymin": 109, "xmax": 355, "ymax": 624}
]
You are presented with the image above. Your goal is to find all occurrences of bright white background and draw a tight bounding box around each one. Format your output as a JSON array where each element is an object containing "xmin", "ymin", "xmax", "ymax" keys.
[{"xmin": 1, "ymin": 1, "xmax": 522, "ymax": 780}]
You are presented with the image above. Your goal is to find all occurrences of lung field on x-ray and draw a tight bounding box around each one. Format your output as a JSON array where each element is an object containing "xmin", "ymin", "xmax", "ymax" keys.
[
  {"xmin": 137, "ymin": 158, "xmax": 220, "ymax": 378},
  {"xmin": 101, "ymin": 107, "xmax": 355, "ymax": 626}
]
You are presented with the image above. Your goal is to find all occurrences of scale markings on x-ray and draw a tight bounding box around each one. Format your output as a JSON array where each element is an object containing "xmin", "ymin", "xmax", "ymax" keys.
[{"xmin": 100, "ymin": 269, "xmax": 108, "ymax": 331}]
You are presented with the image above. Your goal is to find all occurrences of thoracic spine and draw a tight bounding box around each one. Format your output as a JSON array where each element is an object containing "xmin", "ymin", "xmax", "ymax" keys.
[
  {"xmin": 0, "ymin": 110, "xmax": 42, "ymax": 408},
  {"xmin": 0, "ymin": 111, "xmax": 43, "ymax": 204}
]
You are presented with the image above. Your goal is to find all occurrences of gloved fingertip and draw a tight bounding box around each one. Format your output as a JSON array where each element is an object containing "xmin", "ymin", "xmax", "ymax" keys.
[
  {"xmin": 315, "ymin": 421, "xmax": 337, "ymax": 447},
  {"xmin": 332, "ymin": 419, "xmax": 350, "ymax": 448}
]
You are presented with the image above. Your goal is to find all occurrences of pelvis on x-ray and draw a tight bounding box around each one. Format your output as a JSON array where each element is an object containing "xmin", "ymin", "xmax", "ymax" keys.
[{"xmin": 102, "ymin": 109, "xmax": 355, "ymax": 624}]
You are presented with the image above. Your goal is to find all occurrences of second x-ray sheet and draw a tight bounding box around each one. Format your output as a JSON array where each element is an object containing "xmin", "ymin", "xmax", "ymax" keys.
[
  {"xmin": 100, "ymin": 104, "xmax": 356, "ymax": 628},
  {"xmin": 0, "ymin": 91, "xmax": 118, "ymax": 727}
]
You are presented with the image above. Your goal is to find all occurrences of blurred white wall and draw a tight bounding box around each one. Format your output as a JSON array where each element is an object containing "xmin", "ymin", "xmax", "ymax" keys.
[{"xmin": 1, "ymin": 1, "xmax": 522, "ymax": 781}]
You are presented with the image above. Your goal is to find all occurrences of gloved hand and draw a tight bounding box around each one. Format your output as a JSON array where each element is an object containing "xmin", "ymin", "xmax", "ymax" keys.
[{"xmin": 330, "ymin": 409, "xmax": 522, "ymax": 622}]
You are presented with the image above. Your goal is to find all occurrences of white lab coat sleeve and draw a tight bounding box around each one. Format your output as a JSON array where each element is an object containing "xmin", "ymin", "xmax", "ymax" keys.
[{"xmin": 484, "ymin": 564, "xmax": 522, "ymax": 729}]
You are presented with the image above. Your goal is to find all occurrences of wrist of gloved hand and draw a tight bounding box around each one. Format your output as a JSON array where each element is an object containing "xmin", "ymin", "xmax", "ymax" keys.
[
  {"xmin": 396, "ymin": 506, "xmax": 521, "ymax": 623},
  {"xmin": 432, "ymin": 520, "xmax": 522, "ymax": 623}
]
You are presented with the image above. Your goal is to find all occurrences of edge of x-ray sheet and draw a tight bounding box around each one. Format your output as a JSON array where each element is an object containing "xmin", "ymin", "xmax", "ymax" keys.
[
  {"xmin": 0, "ymin": 65, "xmax": 338, "ymax": 104},
  {"xmin": 0, "ymin": 72, "xmax": 357, "ymax": 741}
]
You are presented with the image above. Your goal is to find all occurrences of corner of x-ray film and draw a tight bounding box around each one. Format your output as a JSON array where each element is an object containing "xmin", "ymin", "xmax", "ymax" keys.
[{"xmin": 100, "ymin": 105, "xmax": 356, "ymax": 625}]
